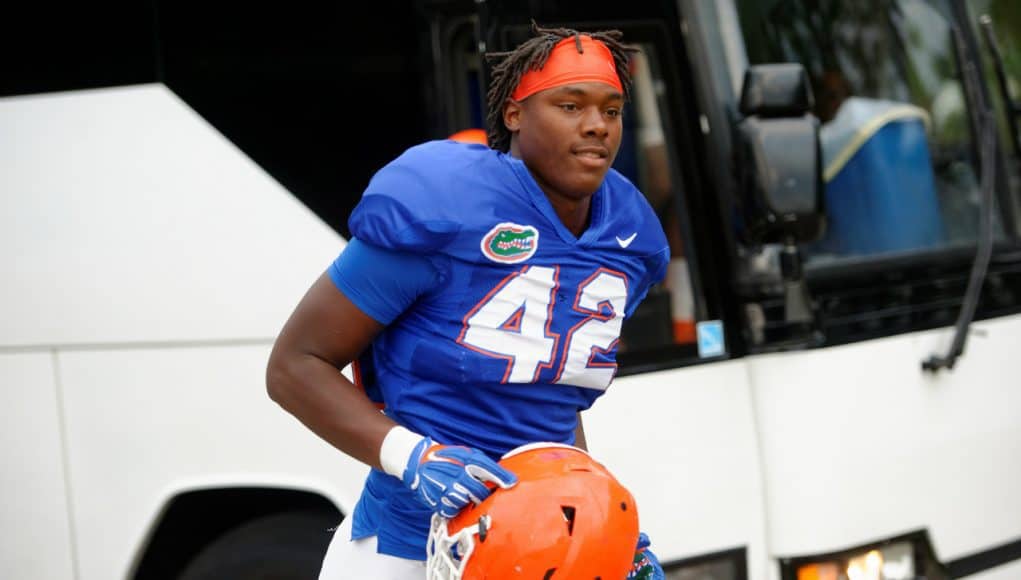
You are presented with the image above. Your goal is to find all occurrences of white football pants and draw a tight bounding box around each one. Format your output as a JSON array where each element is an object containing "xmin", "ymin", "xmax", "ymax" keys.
[{"xmin": 318, "ymin": 516, "xmax": 427, "ymax": 580}]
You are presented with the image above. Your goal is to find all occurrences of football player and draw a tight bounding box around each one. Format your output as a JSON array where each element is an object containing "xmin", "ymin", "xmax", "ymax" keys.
[{"xmin": 267, "ymin": 21, "xmax": 668, "ymax": 579}]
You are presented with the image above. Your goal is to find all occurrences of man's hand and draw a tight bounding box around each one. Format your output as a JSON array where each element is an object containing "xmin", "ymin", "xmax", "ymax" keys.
[
  {"xmin": 627, "ymin": 532, "xmax": 665, "ymax": 580},
  {"xmin": 402, "ymin": 437, "xmax": 517, "ymax": 518}
]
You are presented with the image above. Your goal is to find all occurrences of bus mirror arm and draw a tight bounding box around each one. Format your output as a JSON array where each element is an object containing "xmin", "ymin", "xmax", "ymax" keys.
[{"xmin": 780, "ymin": 236, "xmax": 813, "ymax": 324}]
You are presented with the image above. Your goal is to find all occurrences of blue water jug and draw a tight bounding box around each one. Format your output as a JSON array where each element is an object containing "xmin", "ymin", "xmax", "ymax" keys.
[{"xmin": 812, "ymin": 97, "xmax": 946, "ymax": 257}]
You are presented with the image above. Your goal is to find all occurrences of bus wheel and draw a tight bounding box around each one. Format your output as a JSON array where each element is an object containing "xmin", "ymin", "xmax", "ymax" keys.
[{"xmin": 178, "ymin": 509, "xmax": 338, "ymax": 580}]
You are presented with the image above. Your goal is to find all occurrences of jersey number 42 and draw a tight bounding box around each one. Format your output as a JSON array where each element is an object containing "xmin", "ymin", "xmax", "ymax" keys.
[{"xmin": 457, "ymin": 265, "xmax": 628, "ymax": 391}]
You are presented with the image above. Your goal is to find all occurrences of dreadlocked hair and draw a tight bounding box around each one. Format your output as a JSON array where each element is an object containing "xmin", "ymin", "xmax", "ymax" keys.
[{"xmin": 484, "ymin": 21, "xmax": 637, "ymax": 153}]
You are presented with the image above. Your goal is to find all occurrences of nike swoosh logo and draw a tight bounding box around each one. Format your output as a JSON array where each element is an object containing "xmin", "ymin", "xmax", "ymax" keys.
[
  {"xmin": 616, "ymin": 232, "xmax": 638, "ymax": 248},
  {"xmin": 424, "ymin": 449, "xmax": 462, "ymax": 466}
]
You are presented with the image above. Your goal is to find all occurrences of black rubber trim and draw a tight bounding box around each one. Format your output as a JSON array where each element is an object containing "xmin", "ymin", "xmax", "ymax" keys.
[
  {"xmin": 662, "ymin": 546, "xmax": 747, "ymax": 579},
  {"xmin": 946, "ymin": 536, "xmax": 1021, "ymax": 578}
]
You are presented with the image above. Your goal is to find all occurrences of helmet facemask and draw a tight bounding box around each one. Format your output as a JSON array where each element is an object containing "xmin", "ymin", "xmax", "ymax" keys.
[{"xmin": 426, "ymin": 512, "xmax": 491, "ymax": 580}]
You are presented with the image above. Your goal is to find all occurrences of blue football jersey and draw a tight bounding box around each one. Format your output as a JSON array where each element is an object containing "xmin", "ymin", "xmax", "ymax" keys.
[{"xmin": 344, "ymin": 139, "xmax": 669, "ymax": 558}]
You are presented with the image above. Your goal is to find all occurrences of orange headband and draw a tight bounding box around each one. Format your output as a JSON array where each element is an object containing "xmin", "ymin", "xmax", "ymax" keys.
[{"xmin": 510, "ymin": 35, "xmax": 623, "ymax": 101}]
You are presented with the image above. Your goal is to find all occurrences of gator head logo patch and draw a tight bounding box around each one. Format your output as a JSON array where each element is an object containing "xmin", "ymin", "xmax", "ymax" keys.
[{"xmin": 481, "ymin": 222, "xmax": 539, "ymax": 263}]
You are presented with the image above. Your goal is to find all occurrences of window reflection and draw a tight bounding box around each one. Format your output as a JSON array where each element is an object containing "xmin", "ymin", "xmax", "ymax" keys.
[
  {"xmin": 614, "ymin": 45, "xmax": 698, "ymax": 350},
  {"xmin": 966, "ymin": 0, "xmax": 1021, "ymax": 236},
  {"xmin": 736, "ymin": 0, "xmax": 1004, "ymax": 264}
]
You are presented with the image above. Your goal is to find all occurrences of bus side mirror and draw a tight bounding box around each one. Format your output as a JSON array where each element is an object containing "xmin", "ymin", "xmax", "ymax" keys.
[
  {"xmin": 735, "ymin": 63, "xmax": 825, "ymax": 327},
  {"xmin": 736, "ymin": 63, "xmax": 825, "ymax": 246}
]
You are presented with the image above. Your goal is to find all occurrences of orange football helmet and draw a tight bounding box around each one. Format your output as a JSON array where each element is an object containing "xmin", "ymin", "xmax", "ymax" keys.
[{"xmin": 426, "ymin": 442, "xmax": 640, "ymax": 579}]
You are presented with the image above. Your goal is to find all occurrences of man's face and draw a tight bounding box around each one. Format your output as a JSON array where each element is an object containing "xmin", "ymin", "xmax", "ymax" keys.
[{"xmin": 504, "ymin": 82, "xmax": 625, "ymax": 202}]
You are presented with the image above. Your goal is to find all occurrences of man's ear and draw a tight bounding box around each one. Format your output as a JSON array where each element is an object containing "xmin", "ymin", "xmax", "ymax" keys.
[{"xmin": 502, "ymin": 99, "xmax": 523, "ymax": 132}]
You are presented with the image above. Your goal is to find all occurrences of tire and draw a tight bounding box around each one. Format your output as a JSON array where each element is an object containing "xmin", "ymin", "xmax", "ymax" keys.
[{"xmin": 178, "ymin": 510, "xmax": 340, "ymax": 580}]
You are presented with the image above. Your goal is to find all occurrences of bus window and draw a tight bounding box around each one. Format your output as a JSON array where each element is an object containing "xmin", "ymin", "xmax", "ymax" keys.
[
  {"xmin": 965, "ymin": 0, "xmax": 1021, "ymax": 234},
  {"xmin": 610, "ymin": 44, "xmax": 703, "ymax": 363},
  {"xmin": 735, "ymin": 0, "xmax": 1010, "ymax": 264}
]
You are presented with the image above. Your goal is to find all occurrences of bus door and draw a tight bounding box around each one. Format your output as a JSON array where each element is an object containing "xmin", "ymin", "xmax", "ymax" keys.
[{"xmin": 419, "ymin": 1, "xmax": 769, "ymax": 578}]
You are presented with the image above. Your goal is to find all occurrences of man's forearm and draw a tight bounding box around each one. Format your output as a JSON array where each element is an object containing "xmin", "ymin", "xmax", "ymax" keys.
[{"xmin": 267, "ymin": 351, "xmax": 396, "ymax": 469}]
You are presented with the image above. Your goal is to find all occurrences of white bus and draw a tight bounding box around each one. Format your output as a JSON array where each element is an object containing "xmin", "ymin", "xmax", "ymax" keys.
[{"xmin": 2, "ymin": 1, "xmax": 1019, "ymax": 579}]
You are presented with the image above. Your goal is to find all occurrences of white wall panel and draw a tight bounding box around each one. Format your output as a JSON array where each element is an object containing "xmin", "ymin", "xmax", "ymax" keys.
[
  {"xmin": 57, "ymin": 344, "xmax": 367, "ymax": 580},
  {"xmin": 750, "ymin": 313, "xmax": 1021, "ymax": 563},
  {"xmin": 0, "ymin": 84, "xmax": 341, "ymax": 348},
  {"xmin": 0, "ymin": 352, "xmax": 74, "ymax": 580},
  {"xmin": 586, "ymin": 360, "xmax": 770, "ymax": 580}
]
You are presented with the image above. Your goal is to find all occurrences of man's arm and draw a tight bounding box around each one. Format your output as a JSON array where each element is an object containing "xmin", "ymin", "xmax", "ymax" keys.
[
  {"xmin": 266, "ymin": 271, "xmax": 395, "ymax": 469},
  {"xmin": 266, "ymin": 267, "xmax": 517, "ymax": 516}
]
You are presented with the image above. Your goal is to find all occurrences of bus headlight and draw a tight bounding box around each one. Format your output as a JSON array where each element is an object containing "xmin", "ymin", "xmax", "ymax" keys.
[
  {"xmin": 795, "ymin": 542, "xmax": 914, "ymax": 580},
  {"xmin": 782, "ymin": 531, "xmax": 948, "ymax": 580}
]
